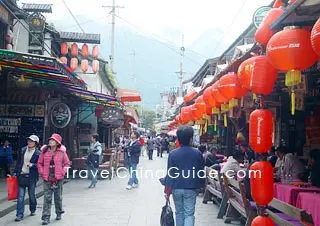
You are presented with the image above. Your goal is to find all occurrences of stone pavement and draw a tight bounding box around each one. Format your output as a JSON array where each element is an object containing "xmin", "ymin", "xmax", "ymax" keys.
[{"xmin": 0, "ymin": 153, "xmax": 231, "ymax": 226}]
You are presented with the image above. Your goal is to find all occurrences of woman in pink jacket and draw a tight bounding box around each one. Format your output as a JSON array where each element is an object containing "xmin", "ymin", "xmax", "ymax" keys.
[{"xmin": 37, "ymin": 134, "xmax": 70, "ymax": 225}]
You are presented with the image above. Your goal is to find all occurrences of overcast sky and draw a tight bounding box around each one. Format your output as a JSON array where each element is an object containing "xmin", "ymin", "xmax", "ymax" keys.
[{"xmin": 20, "ymin": 0, "xmax": 271, "ymax": 55}]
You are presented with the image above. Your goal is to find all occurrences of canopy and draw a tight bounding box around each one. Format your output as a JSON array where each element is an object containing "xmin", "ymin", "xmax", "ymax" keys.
[
  {"xmin": 124, "ymin": 106, "xmax": 139, "ymax": 124},
  {"xmin": 167, "ymin": 129, "xmax": 177, "ymax": 137},
  {"xmin": 116, "ymin": 88, "xmax": 141, "ymax": 102}
]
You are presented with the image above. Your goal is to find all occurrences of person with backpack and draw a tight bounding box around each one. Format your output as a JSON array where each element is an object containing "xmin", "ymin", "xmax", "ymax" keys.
[
  {"xmin": 37, "ymin": 133, "xmax": 70, "ymax": 225},
  {"xmin": 14, "ymin": 135, "xmax": 40, "ymax": 222},
  {"xmin": 87, "ymin": 133, "xmax": 102, "ymax": 188},
  {"xmin": 0, "ymin": 140, "xmax": 13, "ymax": 177}
]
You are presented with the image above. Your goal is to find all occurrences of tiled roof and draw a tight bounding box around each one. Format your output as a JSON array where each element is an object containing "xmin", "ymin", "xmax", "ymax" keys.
[
  {"xmin": 22, "ymin": 3, "xmax": 52, "ymax": 13},
  {"xmin": 59, "ymin": 32, "xmax": 101, "ymax": 44}
]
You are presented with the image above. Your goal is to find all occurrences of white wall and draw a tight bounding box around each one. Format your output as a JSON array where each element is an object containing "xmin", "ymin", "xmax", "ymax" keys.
[{"xmin": 13, "ymin": 19, "xmax": 29, "ymax": 52}]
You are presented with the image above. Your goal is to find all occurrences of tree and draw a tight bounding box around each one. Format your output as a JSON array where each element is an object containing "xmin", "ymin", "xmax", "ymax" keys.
[{"xmin": 132, "ymin": 105, "xmax": 156, "ymax": 130}]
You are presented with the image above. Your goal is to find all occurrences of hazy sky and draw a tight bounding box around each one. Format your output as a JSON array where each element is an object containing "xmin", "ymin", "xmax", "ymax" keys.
[
  {"xmin": 20, "ymin": 0, "xmax": 271, "ymax": 55},
  {"xmin": 18, "ymin": 0, "xmax": 272, "ymax": 107}
]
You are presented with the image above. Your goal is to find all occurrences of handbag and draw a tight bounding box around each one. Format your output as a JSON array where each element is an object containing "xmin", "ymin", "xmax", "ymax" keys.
[
  {"xmin": 6, "ymin": 176, "xmax": 18, "ymax": 201},
  {"xmin": 18, "ymin": 174, "xmax": 30, "ymax": 186},
  {"xmin": 160, "ymin": 200, "xmax": 174, "ymax": 226}
]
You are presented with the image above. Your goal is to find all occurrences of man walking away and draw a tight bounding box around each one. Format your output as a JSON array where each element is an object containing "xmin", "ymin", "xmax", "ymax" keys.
[
  {"xmin": 146, "ymin": 136, "xmax": 154, "ymax": 160},
  {"xmin": 164, "ymin": 125, "xmax": 205, "ymax": 226},
  {"xmin": 87, "ymin": 134, "xmax": 102, "ymax": 188}
]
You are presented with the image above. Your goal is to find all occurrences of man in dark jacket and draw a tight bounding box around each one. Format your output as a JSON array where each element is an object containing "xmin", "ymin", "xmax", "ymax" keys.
[
  {"xmin": 126, "ymin": 131, "xmax": 141, "ymax": 190},
  {"xmin": 14, "ymin": 135, "xmax": 40, "ymax": 222},
  {"xmin": 165, "ymin": 125, "xmax": 205, "ymax": 226}
]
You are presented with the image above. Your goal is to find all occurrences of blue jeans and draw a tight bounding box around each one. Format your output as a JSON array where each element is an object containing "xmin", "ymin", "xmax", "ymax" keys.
[
  {"xmin": 16, "ymin": 181, "xmax": 37, "ymax": 217},
  {"xmin": 88, "ymin": 166, "xmax": 98, "ymax": 186},
  {"xmin": 172, "ymin": 189, "xmax": 197, "ymax": 226},
  {"xmin": 127, "ymin": 163, "xmax": 138, "ymax": 185}
]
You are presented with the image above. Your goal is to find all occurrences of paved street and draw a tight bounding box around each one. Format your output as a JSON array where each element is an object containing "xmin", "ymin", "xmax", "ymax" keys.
[{"xmin": 0, "ymin": 154, "xmax": 228, "ymax": 226}]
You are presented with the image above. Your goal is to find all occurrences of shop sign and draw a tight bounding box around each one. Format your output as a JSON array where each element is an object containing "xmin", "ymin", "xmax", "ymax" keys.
[
  {"xmin": 253, "ymin": 6, "xmax": 272, "ymax": 28},
  {"xmin": 0, "ymin": 5, "xmax": 9, "ymax": 24},
  {"xmin": 100, "ymin": 107, "xmax": 122, "ymax": 124},
  {"xmin": 51, "ymin": 103, "xmax": 71, "ymax": 129}
]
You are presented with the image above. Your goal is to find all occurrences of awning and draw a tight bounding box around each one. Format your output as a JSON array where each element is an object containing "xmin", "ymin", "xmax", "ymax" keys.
[
  {"xmin": 0, "ymin": 50, "xmax": 122, "ymax": 108},
  {"xmin": 0, "ymin": 49, "xmax": 86, "ymax": 88},
  {"xmin": 167, "ymin": 129, "xmax": 177, "ymax": 136},
  {"xmin": 116, "ymin": 88, "xmax": 141, "ymax": 102},
  {"xmin": 124, "ymin": 106, "xmax": 139, "ymax": 124}
]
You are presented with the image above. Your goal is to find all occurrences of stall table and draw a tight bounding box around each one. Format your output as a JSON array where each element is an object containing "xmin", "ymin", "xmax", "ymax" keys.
[
  {"xmin": 296, "ymin": 192, "xmax": 320, "ymax": 226},
  {"xmin": 274, "ymin": 183, "xmax": 320, "ymax": 206}
]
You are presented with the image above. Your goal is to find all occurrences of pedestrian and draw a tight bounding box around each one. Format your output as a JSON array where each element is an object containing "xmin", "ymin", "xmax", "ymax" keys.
[
  {"xmin": 0, "ymin": 140, "xmax": 13, "ymax": 177},
  {"xmin": 164, "ymin": 125, "xmax": 205, "ymax": 226},
  {"xmin": 146, "ymin": 136, "xmax": 154, "ymax": 160},
  {"xmin": 239, "ymin": 143, "xmax": 255, "ymax": 163},
  {"xmin": 14, "ymin": 135, "xmax": 40, "ymax": 222},
  {"xmin": 37, "ymin": 133, "xmax": 70, "ymax": 225},
  {"xmin": 139, "ymin": 135, "xmax": 145, "ymax": 156},
  {"xmin": 126, "ymin": 131, "xmax": 141, "ymax": 190},
  {"xmin": 87, "ymin": 133, "xmax": 102, "ymax": 188},
  {"xmin": 156, "ymin": 136, "xmax": 162, "ymax": 157}
]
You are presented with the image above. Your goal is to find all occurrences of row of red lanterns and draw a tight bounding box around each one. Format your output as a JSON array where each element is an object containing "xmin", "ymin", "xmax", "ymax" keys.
[{"xmin": 60, "ymin": 43, "xmax": 100, "ymax": 73}]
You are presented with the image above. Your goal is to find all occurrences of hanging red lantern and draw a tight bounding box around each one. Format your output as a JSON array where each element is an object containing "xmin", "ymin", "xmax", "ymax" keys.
[
  {"xmin": 250, "ymin": 161, "xmax": 274, "ymax": 206},
  {"xmin": 238, "ymin": 56, "xmax": 278, "ymax": 95},
  {"xmin": 252, "ymin": 216, "xmax": 274, "ymax": 226},
  {"xmin": 311, "ymin": 18, "xmax": 320, "ymax": 56},
  {"xmin": 71, "ymin": 43, "xmax": 78, "ymax": 57},
  {"xmin": 267, "ymin": 27, "xmax": 317, "ymax": 115},
  {"xmin": 181, "ymin": 106, "xmax": 192, "ymax": 123},
  {"xmin": 254, "ymin": 8, "xmax": 284, "ymax": 46},
  {"xmin": 81, "ymin": 59, "xmax": 89, "ymax": 73},
  {"xmin": 206, "ymin": 106, "xmax": 212, "ymax": 116},
  {"xmin": 60, "ymin": 56, "xmax": 67, "ymax": 64},
  {"xmin": 218, "ymin": 73, "xmax": 247, "ymax": 99},
  {"xmin": 203, "ymin": 86, "xmax": 216, "ymax": 107},
  {"xmin": 60, "ymin": 42, "xmax": 68, "ymax": 55},
  {"xmin": 195, "ymin": 96, "xmax": 206, "ymax": 115},
  {"xmin": 191, "ymin": 104, "xmax": 202, "ymax": 120},
  {"xmin": 81, "ymin": 44, "xmax": 89, "ymax": 57},
  {"xmin": 211, "ymin": 81, "xmax": 228, "ymax": 104},
  {"xmin": 184, "ymin": 90, "xmax": 197, "ymax": 103},
  {"xmin": 70, "ymin": 58, "xmax": 78, "ymax": 71},
  {"xmin": 249, "ymin": 109, "xmax": 273, "ymax": 153},
  {"xmin": 92, "ymin": 60, "xmax": 99, "ymax": 73},
  {"xmin": 92, "ymin": 45, "xmax": 99, "ymax": 58},
  {"xmin": 273, "ymin": 0, "xmax": 284, "ymax": 8}
]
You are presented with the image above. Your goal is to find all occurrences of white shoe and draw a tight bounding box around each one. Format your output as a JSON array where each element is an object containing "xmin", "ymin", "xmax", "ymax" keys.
[
  {"xmin": 132, "ymin": 183, "xmax": 138, "ymax": 188},
  {"xmin": 126, "ymin": 185, "xmax": 132, "ymax": 190}
]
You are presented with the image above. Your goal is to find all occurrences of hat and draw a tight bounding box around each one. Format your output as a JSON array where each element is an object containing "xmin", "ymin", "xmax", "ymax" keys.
[
  {"xmin": 49, "ymin": 133, "xmax": 62, "ymax": 145},
  {"xmin": 27, "ymin": 135, "xmax": 39, "ymax": 143}
]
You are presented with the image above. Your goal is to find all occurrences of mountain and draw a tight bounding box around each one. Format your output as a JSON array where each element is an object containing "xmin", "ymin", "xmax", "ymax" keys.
[{"xmin": 51, "ymin": 17, "xmax": 224, "ymax": 109}]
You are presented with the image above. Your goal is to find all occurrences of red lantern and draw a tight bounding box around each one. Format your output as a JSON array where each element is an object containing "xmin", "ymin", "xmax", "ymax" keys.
[
  {"xmin": 254, "ymin": 8, "xmax": 284, "ymax": 46},
  {"xmin": 92, "ymin": 45, "xmax": 99, "ymax": 58},
  {"xmin": 60, "ymin": 56, "xmax": 67, "ymax": 64},
  {"xmin": 81, "ymin": 59, "xmax": 89, "ymax": 73},
  {"xmin": 92, "ymin": 60, "xmax": 99, "ymax": 73},
  {"xmin": 60, "ymin": 42, "xmax": 68, "ymax": 55},
  {"xmin": 181, "ymin": 106, "xmax": 192, "ymax": 123},
  {"xmin": 184, "ymin": 90, "xmax": 197, "ymax": 103},
  {"xmin": 195, "ymin": 96, "xmax": 206, "ymax": 115},
  {"xmin": 252, "ymin": 216, "xmax": 274, "ymax": 226},
  {"xmin": 267, "ymin": 28, "xmax": 317, "ymax": 72},
  {"xmin": 250, "ymin": 161, "xmax": 274, "ymax": 206},
  {"xmin": 249, "ymin": 109, "xmax": 273, "ymax": 153},
  {"xmin": 273, "ymin": 0, "xmax": 283, "ymax": 8},
  {"xmin": 238, "ymin": 56, "xmax": 278, "ymax": 95},
  {"xmin": 206, "ymin": 106, "xmax": 212, "ymax": 116},
  {"xmin": 211, "ymin": 82, "xmax": 228, "ymax": 104},
  {"xmin": 191, "ymin": 104, "xmax": 202, "ymax": 120},
  {"xmin": 311, "ymin": 18, "xmax": 320, "ymax": 56},
  {"xmin": 70, "ymin": 58, "xmax": 78, "ymax": 71},
  {"xmin": 218, "ymin": 73, "xmax": 247, "ymax": 99},
  {"xmin": 81, "ymin": 44, "xmax": 89, "ymax": 57},
  {"xmin": 71, "ymin": 43, "xmax": 78, "ymax": 57},
  {"xmin": 203, "ymin": 86, "xmax": 216, "ymax": 107}
]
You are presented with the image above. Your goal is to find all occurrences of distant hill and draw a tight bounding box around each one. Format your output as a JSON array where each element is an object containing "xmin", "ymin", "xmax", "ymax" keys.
[{"xmin": 52, "ymin": 17, "xmax": 227, "ymax": 109}]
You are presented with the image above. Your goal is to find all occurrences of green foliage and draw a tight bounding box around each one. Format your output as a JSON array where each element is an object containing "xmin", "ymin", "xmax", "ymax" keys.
[{"xmin": 132, "ymin": 104, "xmax": 156, "ymax": 129}]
